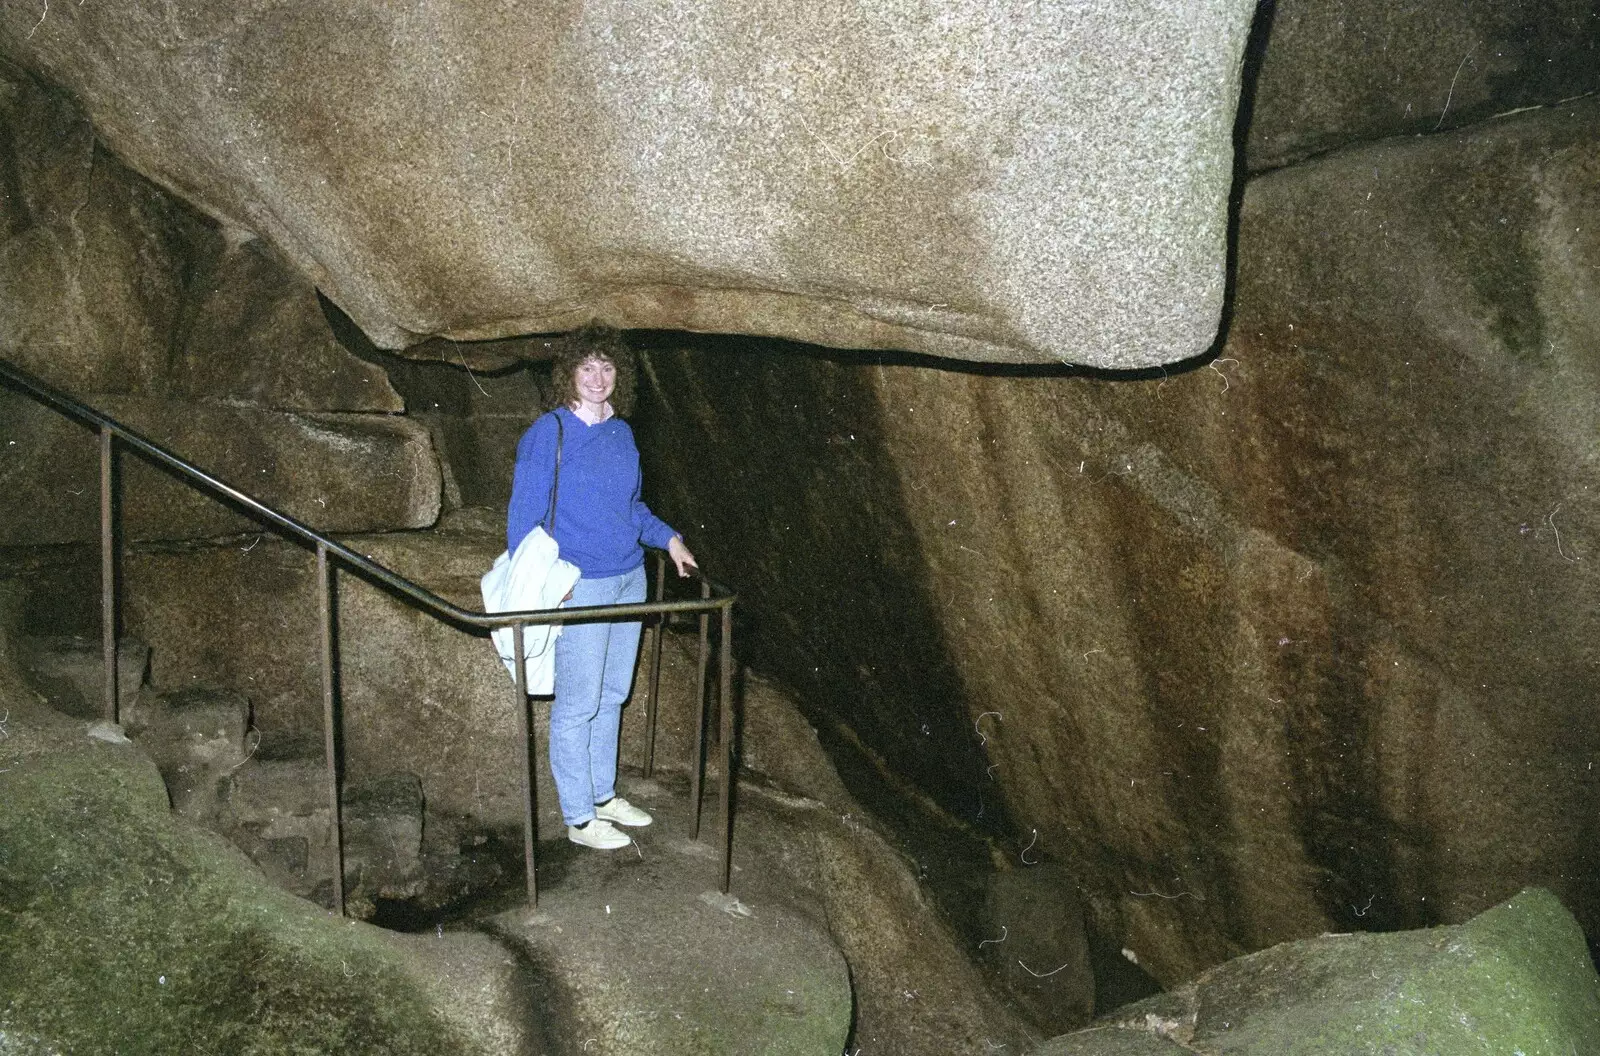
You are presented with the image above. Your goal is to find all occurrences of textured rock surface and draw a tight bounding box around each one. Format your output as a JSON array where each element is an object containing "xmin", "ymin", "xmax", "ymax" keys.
[
  {"xmin": 379, "ymin": 351, "xmax": 550, "ymax": 511},
  {"xmin": 1245, "ymin": 0, "xmax": 1600, "ymax": 171},
  {"xmin": 632, "ymin": 97, "xmax": 1600, "ymax": 983},
  {"xmin": 1, "ymin": 64, "xmax": 425, "ymax": 547},
  {"xmin": 4, "ymin": 521, "xmax": 1034, "ymax": 1053},
  {"xmin": 128, "ymin": 685, "xmax": 252, "ymax": 820},
  {"xmin": 980, "ymin": 863, "xmax": 1096, "ymax": 1035},
  {"xmin": 0, "ymin": 65, "xmax": 195, "ymax": 395},
  {"xmin": 220, "ymin": 762, "xmax": 429, "ymax": 916},
  {"xmin": 15, "ymin": 634, "xmax": 148, "ymax": 719},
  {"xmin": 1036, "ymin": 889, "xmax": 1600, "ymax": 1055},
  {"xmin": 0, "ymin": 63, "xmax": 401, "ymax": 409},
  {"xmin": 494, "ymin": 786, "xmax": 857, "ymax": 1056},
  {"xmin": 0, "ymin": 393, "xmax": 441, "ymax": 546},
  {"xmin": 113, "ymin": 510, "xmax": 518, "ymax": 825},
  {"xmin": 171, "ymin": 232, "xmax": 403, "ymax": 412},
  {"xmin": 0, "ymin": 0, "xmax": 1254, "ymax": 367},
  {"xmin": 0, "ymin": 693, "xmax": 527, "ymax": 1055}
]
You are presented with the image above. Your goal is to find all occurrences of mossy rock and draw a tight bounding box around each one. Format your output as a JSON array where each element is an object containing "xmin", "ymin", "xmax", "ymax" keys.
[
  {"xmin": 1037, "ymin": 887, "xmax": 1600, "ymax": 1055},
  {"xmin": 0, "ymin": 699, "xmax": 498, "ymax": 1056}
]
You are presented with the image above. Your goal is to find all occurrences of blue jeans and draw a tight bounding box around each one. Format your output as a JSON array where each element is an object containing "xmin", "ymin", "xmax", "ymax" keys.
[{"xmin": 550, "ymin": 564, "xmax": 646, "ymax": 826}]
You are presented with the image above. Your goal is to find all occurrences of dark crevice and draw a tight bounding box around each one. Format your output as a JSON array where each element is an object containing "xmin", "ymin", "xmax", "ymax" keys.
[{"xmin": 629, "ymin": 330, "xmax": 1018, "ymax": 953}]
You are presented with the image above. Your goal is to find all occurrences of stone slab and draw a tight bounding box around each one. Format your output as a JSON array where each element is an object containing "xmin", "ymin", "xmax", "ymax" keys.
[
  {"xmin": 0, "ymin": 392, "xmax": 441, "ymax": 545},
  {"xmin": 1, "ymin": 0, "xmax": 1256, "ymax": 367},
  {"xmin": 497, "ymin": 781, "xmax": 853, "ymax": 1056}
]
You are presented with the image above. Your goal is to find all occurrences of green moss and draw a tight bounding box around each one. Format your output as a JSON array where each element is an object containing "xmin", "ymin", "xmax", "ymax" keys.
[
  {"xmin": 1389, "ymin": 889, "xmax": 1600, "ymax": 1052},
  {"xmin": 0, "ymin": 739, "xmax": 480, "ymax": 1056},
  {"xmin": 1181, "ymin": 887, "xmax": 1600, "ymax": 1055}
]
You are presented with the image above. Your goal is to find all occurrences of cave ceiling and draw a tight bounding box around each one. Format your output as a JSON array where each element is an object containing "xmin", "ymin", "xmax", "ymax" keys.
[{"xmin": 0, "ymin": 0, "xmax": 1255, "ymax": 368}]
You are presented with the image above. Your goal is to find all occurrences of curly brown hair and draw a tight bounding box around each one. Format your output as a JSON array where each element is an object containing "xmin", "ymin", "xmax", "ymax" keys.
[{"xmin": 544, "ymin": 325, "xmax": 638, "ymax": 417}]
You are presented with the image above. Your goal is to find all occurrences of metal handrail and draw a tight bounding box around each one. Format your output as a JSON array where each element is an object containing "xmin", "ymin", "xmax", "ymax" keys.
[{"xmin": 0, "ymin": 355, "xmax": 739, "ymax": 911}]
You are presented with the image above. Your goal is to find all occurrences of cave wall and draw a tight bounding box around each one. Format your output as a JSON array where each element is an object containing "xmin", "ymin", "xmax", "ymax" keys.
[
  {"xmin": 0, "ymin": 63, "xmax": 437, "ymax": 549},
  {"xmin": 1244, "ymin": 0, "xmax": 1600, "ymax": 171},
  {"xmin": 633, "ymin": 94, "xmax": 1600, "ymax": 984},
  {"xmin": 0, "ymin": 66, "xmax": 469, "ymax": 821},
  {"xmin": 0, "ymin": 65, "xmax": 583, "ymax": 845}
]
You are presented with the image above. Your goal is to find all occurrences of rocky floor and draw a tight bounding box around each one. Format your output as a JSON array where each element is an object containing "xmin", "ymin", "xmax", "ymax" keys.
[
  {"xmin": 0, "ymin": 582, "xmax": 1036, "ymax": 1054},
  {"xmin": 485, "ymin": 774, "xmax": 852, "ymax": 1055}
]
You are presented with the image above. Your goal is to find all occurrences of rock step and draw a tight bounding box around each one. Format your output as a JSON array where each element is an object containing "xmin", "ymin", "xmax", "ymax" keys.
[
  {"xmin": 223, "ymin": 760, "xmax": 425, "ymax": 915},
  {"xmin": 126, "ymin": 685, "xmax": 253, "ymax": 822},
  {"xmin": 108, "ymin": 680, "xmax": 430, "ymax": 919},
  {"xmin": 17, "ymin": 634, "xmax": 149, "ymax": 719}
]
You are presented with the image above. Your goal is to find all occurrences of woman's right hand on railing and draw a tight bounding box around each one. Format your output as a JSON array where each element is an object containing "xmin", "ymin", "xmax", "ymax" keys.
[{"xmin": 668, "ymin": 535, "xmax": 698, "ymax": 578}]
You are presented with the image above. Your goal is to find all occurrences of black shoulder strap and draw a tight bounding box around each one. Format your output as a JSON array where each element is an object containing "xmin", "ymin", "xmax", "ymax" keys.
[{"xmin": 542, "ymin": 412, "xmax": 563, "ymax": 530}]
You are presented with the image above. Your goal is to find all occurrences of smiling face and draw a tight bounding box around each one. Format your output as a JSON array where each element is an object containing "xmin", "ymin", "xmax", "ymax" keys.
[{"xmin": 573, "ymin": 356, "xmax": 617, "ymax": 411}]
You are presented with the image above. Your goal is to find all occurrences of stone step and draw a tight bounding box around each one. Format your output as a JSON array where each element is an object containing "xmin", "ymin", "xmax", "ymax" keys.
[
  {"xmin": 222, "ymin": 760, "xmax": 425, "ymax": 916},
  {"xmin": 344, "ymin": 773, "xmax": 426, "ymax": 907},
  {"xmin": 126, "ymin": 685, "xmax": 253, "ymax": 822},
  {"xmin": 17, "ymin": 634, "xmax": 149, "ymax": 719}
]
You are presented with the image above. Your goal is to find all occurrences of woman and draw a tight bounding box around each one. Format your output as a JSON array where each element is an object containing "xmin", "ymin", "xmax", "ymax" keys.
[{"xmin": 507, "ymin": 330, "xmax": 697, "ymax": 850}]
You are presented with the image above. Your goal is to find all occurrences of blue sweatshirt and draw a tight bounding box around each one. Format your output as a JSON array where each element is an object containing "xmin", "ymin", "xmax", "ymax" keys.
[{"xmin": 507, "ymin": 407, "xmax": 678, "ymax": 578}]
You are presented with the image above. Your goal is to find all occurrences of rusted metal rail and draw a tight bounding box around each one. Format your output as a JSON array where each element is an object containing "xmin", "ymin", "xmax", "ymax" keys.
[{"xmin": 0, "ymin": 356, "xmax": 739, "ymax": 914}]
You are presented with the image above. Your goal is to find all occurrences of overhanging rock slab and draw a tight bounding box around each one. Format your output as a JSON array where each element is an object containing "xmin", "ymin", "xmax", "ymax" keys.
[{"xmin": 0, "ymin": 0, "xmax": 1254, "ymax": 367}]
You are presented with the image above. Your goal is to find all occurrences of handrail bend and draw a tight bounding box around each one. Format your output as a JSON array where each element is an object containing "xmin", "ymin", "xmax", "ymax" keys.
[{"xmin": 0, "ymin": 355, "xmax": 739, "ymax": 912}]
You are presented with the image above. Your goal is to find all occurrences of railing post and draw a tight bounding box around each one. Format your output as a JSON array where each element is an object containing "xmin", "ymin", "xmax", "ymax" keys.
[
  {"xmin": 512, "ymin": 623, "xmax": 538, "ymax": 905},
  {"xmin": 718, "ymin": 601, "xmax": 735, "ymax": 893},
  {"xmin": 316, "ymin": 544, "xmax": 346, "ymax": 917},
  {"xmin": 99, "ymin": 425, "xmax": 118, "ymax": 723},
  {"xmin": 2, "ymin": 360, "xmax": 754, "ymax": 906},
  {"xmin": 689, "ymin": 578, "xmax": 712, "ymax": 840},
  {"xmin": 642, "ymin": 553, "xmax": 667, "ymax": 778}
]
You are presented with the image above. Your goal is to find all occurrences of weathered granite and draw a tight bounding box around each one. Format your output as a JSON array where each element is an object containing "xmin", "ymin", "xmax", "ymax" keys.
[
  {"xmin": 0, "ymin": 0, "xmax": 1255, "ymax": 367},
  {"xmin": 0, "ymin": 64, "xmax": 194, "ymax": 395},
  {"xmin": 219, "ymin": 760, "xmax": 427, "ymax": 917},
  {"xmin": 0, "ymin": 64, "xmax": 401, "ymax": 411},
  {"xmin": 1246, "ymin": 0, "xmax": 1600, "ymax": 171},
  {"xmin": 10, "ymin": 509, "xmax": 1031, "ymax": 1050},
  {"xmin": 1035, "ymin": 889, "xmax": 1600, "ymax": 1055},
  {"xmin": 0, "ymin": 393, "xmax": 442, "ymax": 545},
  {"xmin": 127, "ymin": 685, "xmax": 252, "ymax": 820},
  {"xmin": 379, "ymin": 352, "xmax": 549, "ymax": 510},
  {"xmin": 630, "ymin": 97, "xmax": 1600, "ymax": 985},
  {"xmin": 15, "ymin": 634, "xmax": 148, "ymax": 719},
  {"xmin": 0, "ymin": 694, "xmax": 526, "ymax": 1055},
  {"xmin": 979, "ymin": 862, "xmax": 1096, "ymax": 1035},
  {"xmin": 625, "ymin": 641, "xmax": 1039, "ymax": 1052},
  {"xmin": 116, "ymin": 509, "xmax": 532, "ymax": 831},
  {"xmin": 172, "ymin": 230, "xmax": 403, "ymax": 412},
  {"xmin": 493, "ymin": 785, "xmax": 857, "ymax": 1056}
]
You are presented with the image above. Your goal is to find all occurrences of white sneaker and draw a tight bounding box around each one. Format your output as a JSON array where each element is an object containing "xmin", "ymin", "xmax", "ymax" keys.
[
  {"xmin": 594, "ymin": 796, "xmax": 653, "ymax": 828},
  {"xmin": 567, "ymin": 818, "xmax": 631, "ymax": 850}
]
